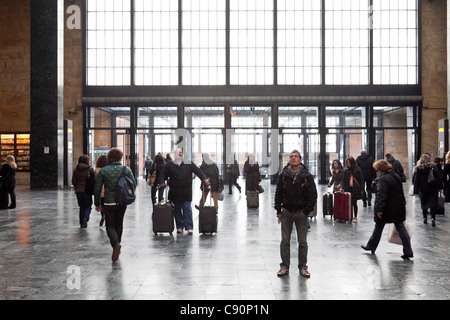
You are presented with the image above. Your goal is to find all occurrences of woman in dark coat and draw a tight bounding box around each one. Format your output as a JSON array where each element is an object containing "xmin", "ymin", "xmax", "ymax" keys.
[
  {"xmin": 413, "ymin": 153, "xmax": 443, "ymax": 226},
  {"xmin": 327, "ymin": 159, "xmax": 344, "ymax": 192},
  {"xmin": 244, "ymin": 154, "xmax": 261, "ymax": 194},
  {"xmin": 340, "ymin": 156, "xmax": 364, "ymax": 222},
  {"xmin": 442, "ymin": 151, "xmax": 450, "ymax": 202},
  {"xmin": 362, "ymin": 160, "xmax": 413, "ymax": 259},
  {"xmin": 150, "ymin": 153, "xmax": 166, "ymax": 204},
  {"xmin": 198, "ymin": 153, "xmax": 220, "ymax": 211}
]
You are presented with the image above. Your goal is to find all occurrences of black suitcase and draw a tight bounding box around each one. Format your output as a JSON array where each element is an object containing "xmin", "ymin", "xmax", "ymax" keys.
[
  {"xmin": 323, "ymin": 192, "xmax": 333, "ymax": 217},
  {"xmin": 247, "ymin": 191, "xmax": 259, "ymax": 208},
  {"xmin": 199, "ymin": 206, "xmax": 218, "ymax": 235},
  {"xmin": 198, "ymin": 190, "xmax": 218, "ymax": 234},
  {"xmin": 152, "ymin": 187, "xmax": 174, "ymax": 235}
]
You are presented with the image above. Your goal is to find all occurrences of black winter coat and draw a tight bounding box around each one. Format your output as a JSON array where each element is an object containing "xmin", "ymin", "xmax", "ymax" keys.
[
  {"xmin": 341, "ymin": 166, "xmax": 364, "ymax": 200},
  {"xmin": 274, "ymin": 165, "xmax": 317, "ymax": 215},
  {"xmin": 162, "ymin": 160, "xmax": 207, "ymax": 202},
  {"xmin": 200, "ymin": 161, "xmax": 220, "ymax": 192},
  {"xmin": 374, "ymin": 170, "xmax": 406, "ymax": 223},
  {"xmin": 356, "ymin": 154, "xmax": 376, "ymax": 181},
  {"xmin": 413, "ymin": 162, "xmax": 443, "ymax": 210}
]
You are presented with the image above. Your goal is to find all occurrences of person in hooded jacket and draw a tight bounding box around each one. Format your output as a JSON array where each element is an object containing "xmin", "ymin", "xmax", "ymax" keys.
[
  {"xmin": 413, "ymin": 153, "xmax": 443, "ymax": 227},
  {"xmin": 275, "ymin": 150, "xmax": 317, "ymax": 278},
  {"xmin": 361, "ymin": 160, "xmax": 413, "ymax": 260},
  {"xmin": 356, "ymin": 150, "xmax": 376, "ymax": 207},
  {"xmin": 72, "ymin": 155, "xmax": 95, "ymax": 228}
]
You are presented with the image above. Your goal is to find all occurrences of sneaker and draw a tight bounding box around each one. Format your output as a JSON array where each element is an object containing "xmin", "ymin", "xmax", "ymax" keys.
[
  {"xmin": 277, "ymin": 267, "xmax": 289, "ymax": 277},
  {"xmin": 352, "ymin": 217, "xmax": 358, "ymax": 223},
  {"xmin": 187, "ymin": 229, "xmax": 193, "ymax": 235},
  {"xmin": 177, "ymin": 229, "xmax": 183, "ymax": 234},
  {"xmin": 300, "ymin": 267, "xmax": 311, "ymax": 278}
]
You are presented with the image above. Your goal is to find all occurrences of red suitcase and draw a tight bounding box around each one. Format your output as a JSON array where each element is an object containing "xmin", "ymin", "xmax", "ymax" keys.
[{"xmin": 333, "ymin": 192, "xmax": 353, "ymax": 221}]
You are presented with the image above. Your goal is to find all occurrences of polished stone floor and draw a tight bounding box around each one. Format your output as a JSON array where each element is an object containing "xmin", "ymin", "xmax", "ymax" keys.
[{"xmin": 0, "ymin": 177, "xmax": 449, "ymax": 301}]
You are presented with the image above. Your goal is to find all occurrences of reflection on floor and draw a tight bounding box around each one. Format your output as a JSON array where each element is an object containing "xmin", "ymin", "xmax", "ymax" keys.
[{"xmin": 0, "ymin": 178, "xmax": 449, "ymax": 300}]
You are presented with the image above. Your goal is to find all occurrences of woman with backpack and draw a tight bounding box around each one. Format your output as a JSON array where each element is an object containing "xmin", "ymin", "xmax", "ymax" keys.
[{"xmin": 94, "ymin": 148, "xmax": 136, "ymax": 262}]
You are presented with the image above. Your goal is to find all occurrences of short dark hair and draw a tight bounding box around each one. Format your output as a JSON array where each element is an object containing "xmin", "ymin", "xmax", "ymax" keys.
[
  {"xmin": 107, "ymin": 148, "xmax": 123, "ymax": 163},
  {"xmin": 291, "ymin": 150, "xmax": 302, "ymax": 159}
]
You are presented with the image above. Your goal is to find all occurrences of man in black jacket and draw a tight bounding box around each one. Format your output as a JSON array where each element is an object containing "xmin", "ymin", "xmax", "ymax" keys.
[
  {"xmin": 161, "ymin": 148, "xmax": 209, "ymax": 235},
  {"xmin": 274, "ymin": 150, "xmax": 317, "ymax": 278},
  {"xmin": 356, "ymin": 150, "xmax": 376, "ymax": 207}
]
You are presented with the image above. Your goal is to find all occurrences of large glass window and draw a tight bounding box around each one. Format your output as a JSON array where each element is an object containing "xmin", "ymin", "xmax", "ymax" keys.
[
  {"xmin": 278, "ymin": 0, "xmax": 321, "ymax": 85},
  {"xmin": 229, "ymin": 0, "xmax": 274, "ymax": 85},
  {"xmin": 86, "ymin": 0, "xmax": 131, "ymax": 86},
  {"xmin": 325, "ymin": 0, "xmax": 370, "ymax": 85},
  {"xmin": 184, "ymin": 106, "xmax": 225, "ymax": 128},
  {"xmin": 326, "ymin": 106, "xmax": 365, "ymax": 127},
  {"xmin": 137, "ymin": 106, "xmax": 178, "ymax": 128},
  {"xmin": 134, "ymin": 0, "xmax": 179, "ymax": 85},
  {"xmin": 182, "ymin": 0, "xmax": 226, "ymax": 85},
  {"xmin": 85, "ymin": 0, "xmax": 420, "ymax": 87},
  {"xmin": 231, "ymin": 106, "xmax": 272, "ymax": 128},
  {"xmin": 373, "ymin": 106, "xmax": 416, "ymax": 128},
  {"xmin": 278, "ymin": 106, "xmax": 319, "ymax": 128},
  {"xmin": 373, "ymin": 0, "xmax": 418, "ymax": 85}
]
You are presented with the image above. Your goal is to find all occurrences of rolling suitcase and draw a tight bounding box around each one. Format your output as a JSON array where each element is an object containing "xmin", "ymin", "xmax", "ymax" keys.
[
  {"xmin": 199, "ymin": 189, "xmax": 218, "ymax": 235},
  {"xmin": 152, "ymin": 187, "xmax": 174, "ymax": 235},
  {"xmin": 246, "ymin": 190, "xmax": 259, "ymax": 208},
  {"xmin": 333, "ymin": 192, "xmax": 353, "ymax": 221},
  {"xmin": 323, "ymin": 192, "xmax": 333, "ymax": 217}
]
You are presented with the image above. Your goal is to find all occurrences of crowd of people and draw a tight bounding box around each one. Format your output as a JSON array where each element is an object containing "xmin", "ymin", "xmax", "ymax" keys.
[{"xmin": 2, "ymin": 147, "xmax": 449, "ymax": 275}]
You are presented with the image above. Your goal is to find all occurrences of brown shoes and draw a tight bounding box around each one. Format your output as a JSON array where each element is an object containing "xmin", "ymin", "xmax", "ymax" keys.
[
  {"xmin": 300, "ymin": 267, "xmax": 311, "ymax": 278},
  {"xmin": 277, "ymin": 266, "xmax": 311, "ymax": 278},
  {"xmin": 277, "ymin": 267, "xmax": 289, "ymax": 277},
  {"xmin": 112, "ymin": 243, "xmax": 121, "ymax": 262}
]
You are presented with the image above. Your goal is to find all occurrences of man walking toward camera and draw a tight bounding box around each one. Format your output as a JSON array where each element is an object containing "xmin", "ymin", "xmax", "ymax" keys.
[{"xmin": 274, "ymin": 150, "xmax": 317, "ymax": 278}]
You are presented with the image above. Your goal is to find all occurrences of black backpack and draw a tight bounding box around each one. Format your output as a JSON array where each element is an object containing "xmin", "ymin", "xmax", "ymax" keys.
[
  {"xmin": 85, "ymin": 168, "xmax": 96, "ymax": 195},
  {"xmin": 115, "ymin": 166, "xmax": 136, "ymax": 206}
]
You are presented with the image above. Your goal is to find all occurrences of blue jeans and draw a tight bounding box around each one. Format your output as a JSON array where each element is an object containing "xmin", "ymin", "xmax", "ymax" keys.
[
  {"xmin": 280, "ymin": 209, "xmax": 308, "ymax": 269},
  {"xmin": 365, "ymin": 221, "xmax": 413, "ymax": 256},
  {"xmin": 173, "ymin": 200, "xmax": 193, "ymax": 231},
  {"xmin": 76, "ymin": 192, "xmax": 92, "ymax": 226}
]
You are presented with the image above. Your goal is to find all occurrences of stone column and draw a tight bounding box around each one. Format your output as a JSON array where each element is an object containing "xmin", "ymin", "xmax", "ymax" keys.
[{"xmin": 30, "ymin": 0, "xmax": 64, "ymax": 188}]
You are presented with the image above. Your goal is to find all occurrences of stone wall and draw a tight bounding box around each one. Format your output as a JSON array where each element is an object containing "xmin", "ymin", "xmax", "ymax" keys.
[{"xmin": 421, "ymin": 0, "xmax": 448, "ymax": 157}]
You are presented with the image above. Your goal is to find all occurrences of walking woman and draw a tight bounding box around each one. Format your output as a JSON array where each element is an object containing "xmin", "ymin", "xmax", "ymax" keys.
[
  {"xmin": 150, "ymin": 153, "xmax": 166, "ymax": 204},
  {"xmin": 413, "ymin": 153, "xmax": 443, "ymax": 226},
  {"xmin": 72, "ymin": 155, "xmax": 94, "ymax": 228},
  {"xmin": 0, "ymin": 155, "xmax": 17, "ymax": 209},
  {"xmin": 327, "ymin": 159, "xmax": 344, "ymax": 192},
  {"xmin": 442, "ymin": 151, "xmax": 450, "ymax": 202},
  {"xmin": 340, "ymin": 156, "xmax": 364, "ymax": 222},
  {"xmin": 95, "ymin": 155, "xmax": 108, "ymax": 226},
  {"xmin": 361, "ymin": 160, "xmax": 413, "ymax": 260}
]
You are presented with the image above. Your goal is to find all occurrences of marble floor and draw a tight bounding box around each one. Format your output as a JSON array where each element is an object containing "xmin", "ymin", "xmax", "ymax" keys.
[{"xmin": 0, "ymin": 178, "xmax": 449, "ymax": 301}]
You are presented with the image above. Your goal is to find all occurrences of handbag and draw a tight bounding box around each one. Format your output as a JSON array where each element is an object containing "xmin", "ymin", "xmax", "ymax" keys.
[
  {"xmin": 387, "ymin": 222, "xmax": 413, "ymax": 245},
  {"xmin": 408, "ymin": 184, "xmax": 415, "ymax": 196},
  {"xmin": 147, "ymin": 171, "xmax": 156, "ymax": 186},
  {"xmin": 257, "ymin": 185, "xmax": 264, "ymax": 193}
]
